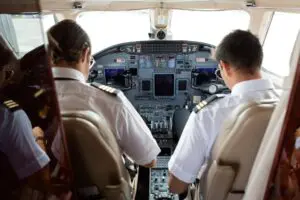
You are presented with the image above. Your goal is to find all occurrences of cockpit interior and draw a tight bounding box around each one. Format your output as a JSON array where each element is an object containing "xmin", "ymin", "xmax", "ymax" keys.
[
  {"xmin": 1, "ymin": 0, "xmax": 300, "ymax": 200},
  {"xmin": 88, "ymin": 40, "xmax": 229, "ymax": 199}
]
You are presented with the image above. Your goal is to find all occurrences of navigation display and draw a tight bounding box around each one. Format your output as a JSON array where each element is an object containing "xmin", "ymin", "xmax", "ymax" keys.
[
  {"xmin": 154, "ymin": 74, "xmax": 175, "ymax": 97},
  {"xmin": 104, "ymin": 68, "xmax": 125, "ymax": 83}
]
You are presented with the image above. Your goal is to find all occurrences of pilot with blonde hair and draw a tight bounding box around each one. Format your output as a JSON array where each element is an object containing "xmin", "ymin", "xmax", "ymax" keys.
[{"xmin": 168, "ymin": 30, "xmax": 280, "ymax": 194}]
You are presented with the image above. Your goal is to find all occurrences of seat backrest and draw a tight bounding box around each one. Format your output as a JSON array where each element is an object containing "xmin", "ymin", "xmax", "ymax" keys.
[
  {"xmin": 203, "ymin": 100, "xmax": 277, "ymax": 200},
  {"xmin": 243, "ymin": 31, "xmax": 300, "ymax": 200},
  {"xmin": 61, "ymin": 110, "xmax": 131, "ymax": 200}
]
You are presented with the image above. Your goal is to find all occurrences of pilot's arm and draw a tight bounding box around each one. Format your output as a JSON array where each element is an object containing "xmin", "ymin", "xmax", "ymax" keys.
[
  {"xmin": 117, "ymin": 93, "xmax": 161, "ymax": 168},
  {"xmin": 0, "ymin": 107, "xmax": 50, "ymax": 190},
  {"xmin": 168, "ymin": 110, "xmax": 213, "ymax": 194}
]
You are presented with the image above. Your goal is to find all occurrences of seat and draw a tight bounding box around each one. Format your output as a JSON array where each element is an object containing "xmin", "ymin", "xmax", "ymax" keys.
[
  {"xmin": 243, "ymin": 31, "xmax": 300, "ymax": 200},
  {"xmin": 61, "ymin": 110, "xmax": 132, "ymax": 200},
  {"xmin": 200, "ymin": 100, "xmax": 277, "ymax": 200}
]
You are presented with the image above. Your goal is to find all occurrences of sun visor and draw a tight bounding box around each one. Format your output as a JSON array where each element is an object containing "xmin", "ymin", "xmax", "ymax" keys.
[{"xmin": 0, "ymin": 0, "xmax": 40, "ymax": 13}]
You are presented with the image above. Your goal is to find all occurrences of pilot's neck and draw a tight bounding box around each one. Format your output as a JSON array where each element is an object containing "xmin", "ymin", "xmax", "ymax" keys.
[
  {"xmin": 52, "ymin": 61, "xmax": 87, "ymax": 78},
  {"xmin": 229, "ymin": 71, "xmax": 262, "ymax": 90}
]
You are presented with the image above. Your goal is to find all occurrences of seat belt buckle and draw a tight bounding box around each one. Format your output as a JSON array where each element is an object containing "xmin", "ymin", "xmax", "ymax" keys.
[{"xmin": 123, "ymin": 155, "xmax": 138, "ymax": 180}]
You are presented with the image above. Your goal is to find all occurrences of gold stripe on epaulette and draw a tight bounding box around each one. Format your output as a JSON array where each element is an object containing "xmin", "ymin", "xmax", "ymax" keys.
[
  {"xmin": 34, "ymin": 89, "xmax": 45, "ymax": 98},
  {"xmin": 99, "ymin": 85, "xmax": 106, "ymax": 90},
  {"xmin": 4, "ymin": 100, "xmax": 14, "ymax": 105},
  {"xmin": 5, "ymin": 102, "xmax": 17, "ymax": 107},
  {"xmin": 8, "ymin": 104, "xmax": 19, "ymax": 109},
  {"xmin": 103, "ymin": 85, "xmax": 109, "ymax": 90},
  {"xmin": 4, "ymin": 100, "xmax": 19, "ymax": 107},
  {"xmin": 108, "ymin": 88, "xmax": 115, "ymax": 93},
  {"xmin": 100, "ymin": 85, "xmax": 115, "ymax": 94},
  {"xmin": 202, "ymin": 101, "xmax": 208, "ymax": 106}
]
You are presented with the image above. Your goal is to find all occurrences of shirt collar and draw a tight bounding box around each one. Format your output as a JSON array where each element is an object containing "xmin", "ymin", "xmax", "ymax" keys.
[
  {"xmin": 231, "ymin": 79, "xmax": 275, "ymax": 95},
  {"xmin": 52, "ymin": 67, "xmax": 86, "ymax": 83}
]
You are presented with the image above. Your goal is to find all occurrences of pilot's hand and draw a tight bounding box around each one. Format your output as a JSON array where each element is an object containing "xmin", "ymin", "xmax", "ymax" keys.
[
  {"xmin": 33, "ymin": 126, "xmax": 44, "ymax": 137},
  {"xmin": 33, "ymin": 126, "xmax": 46, "ymax": 151}
]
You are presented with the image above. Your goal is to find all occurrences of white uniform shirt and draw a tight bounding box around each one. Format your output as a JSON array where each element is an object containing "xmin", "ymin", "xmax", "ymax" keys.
[
  {"xmin": 168, "ymin": 79, "xmax": 279, "ymax": 184},
  {"xmin": 51, "ymin": 67, "xmax": 160, "ymax": 165}
]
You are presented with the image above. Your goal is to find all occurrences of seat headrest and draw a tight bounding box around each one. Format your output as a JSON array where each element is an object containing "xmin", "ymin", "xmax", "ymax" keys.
[
  {"xmin": 213, "ymin": 99, "xmax": 277, "ymax": 158},
  {"xmin": 61, "ymin": 110, "xmax": 131, "ymax": 199},
  {"xmin": 61, "ymin": 110, "xmax": 119, "ymax": 152},
  {"xmin": 62, "ymin": 110, "xmax": 103, "ymax": 125}
]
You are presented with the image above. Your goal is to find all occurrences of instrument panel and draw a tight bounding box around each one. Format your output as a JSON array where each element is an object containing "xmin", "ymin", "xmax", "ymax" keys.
[
  {"xmin": 90, "ymin": 41, "xmax": 224, "ymax": 97},
  {"xmin": 89, "ymin": 40, "xmax": 229, "ymax": 200},
  {"xmin": 89, "ymin": 41, "xmax": 229, "ymax": 135},
  {"xmin": 89, "ymin": 41, "xmax": 228, "ymax": 137}
]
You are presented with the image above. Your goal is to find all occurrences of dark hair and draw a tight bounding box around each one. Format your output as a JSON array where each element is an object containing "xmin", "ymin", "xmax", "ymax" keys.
[
  {"xmin": 215, "ymin": 30, "xmax": 263, "ymax": 74},
  {"xmin": 47, "ymin": 19, "xmax": 91, "ymax": 65},
  {"xmin": 0, "ymin": 39, "xmax": 15, "ymax": 68}
]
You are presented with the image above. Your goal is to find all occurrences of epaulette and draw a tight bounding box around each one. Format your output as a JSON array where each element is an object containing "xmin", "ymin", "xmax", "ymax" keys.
[
  {"xmin": 2, "ymin": 99, "xmax": 21, "ymax": 112},
  {"xmin": 193, "ymin": 94, "xmax": 226, "ymax": 113},
  {"xmin": 90, "ymin": 82, "xmax": 120, "ymax": 96}
]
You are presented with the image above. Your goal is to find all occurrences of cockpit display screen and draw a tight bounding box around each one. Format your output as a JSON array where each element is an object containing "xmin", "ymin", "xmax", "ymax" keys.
[
  {"xmin": 154, "ymin": 74, "xmax": 175, "ymax": 97},
  {"xmin": 104, "ymin": 68, "xmax": 125, "ymax": 83}
]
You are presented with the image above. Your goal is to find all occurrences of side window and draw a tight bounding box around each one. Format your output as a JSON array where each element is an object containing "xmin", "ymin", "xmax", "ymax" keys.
[
  {"xmin": 262, "ymin": 12, "xmax": 300, "ymax": 77},
  {"xmin": 11, "ymin": 14, "xmax": 55, "ymax": 57}
]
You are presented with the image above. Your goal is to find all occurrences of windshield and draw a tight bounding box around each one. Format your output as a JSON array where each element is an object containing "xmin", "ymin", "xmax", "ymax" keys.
[
  {"xmin": 171, "ymin": 10, "xmax": 250, "ymax": 45},
  {"xmin": 77, "ymin": 10, "xmax": 250, "ymax": 54},
  {"xmin": 77, "ymin": 10, "xmax": 151, "ymax": 54}
]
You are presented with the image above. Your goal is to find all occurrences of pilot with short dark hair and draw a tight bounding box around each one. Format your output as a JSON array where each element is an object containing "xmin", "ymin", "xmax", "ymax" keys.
[
  {"xmin": 47, "ymin": 19, "xmax": 160, "ymax": 168},
  {"xmin": 168, "ymin": 30, "xmax": 280, "ymax": 194}
]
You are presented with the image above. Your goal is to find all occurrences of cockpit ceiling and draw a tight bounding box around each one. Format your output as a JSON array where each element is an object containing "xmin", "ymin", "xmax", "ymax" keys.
[
  {"xmin": 39, "ymin": 0, "xmax": 300, "ymax": 12},
  {"xmin": 0, "ymin": 0, "xmax": 300, "ymax": 13}
]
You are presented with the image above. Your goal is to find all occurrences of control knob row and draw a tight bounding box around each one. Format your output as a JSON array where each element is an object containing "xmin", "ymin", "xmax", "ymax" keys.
[{"xmin": 151, "ymin": 120, "xmax": 169, "ymax": 130}]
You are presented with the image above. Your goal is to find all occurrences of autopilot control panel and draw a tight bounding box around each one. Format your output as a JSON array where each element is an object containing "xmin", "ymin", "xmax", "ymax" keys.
[{"xmin": 88, "ymin": 40, "xmax": 229, "ymax": 200}]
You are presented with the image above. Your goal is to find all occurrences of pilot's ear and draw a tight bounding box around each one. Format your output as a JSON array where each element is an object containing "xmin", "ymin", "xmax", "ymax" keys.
[
  {"xmin": 220, "ymin": 60, "xmax": 232, "ymax": 76},
  {"xmin": 81, "ymin": 47, "xmax": 90, "ymax": 63}
]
